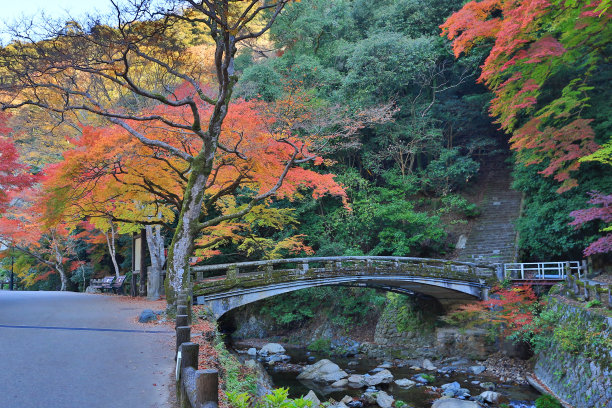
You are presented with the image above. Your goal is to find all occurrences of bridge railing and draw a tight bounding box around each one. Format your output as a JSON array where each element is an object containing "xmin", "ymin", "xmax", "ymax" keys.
[
  {"xmin": 504, "ymin": 261, "xmax": 585, "ymax": 280},
  {"xmin": 190, "ymin": 256, "xmax": 497, "ymax": 284}
]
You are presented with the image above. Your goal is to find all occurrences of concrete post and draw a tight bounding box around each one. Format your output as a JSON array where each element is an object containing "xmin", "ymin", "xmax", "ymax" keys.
[
  {"xmin": 300, "ymin": 262, "xmax": 309, "ymax": 275},
  {"xmin": 176, "ymin": 326, "xmax": 191, "ymax": 356},
  {"xmin": 195, "ymin": 369, "xmax": 219, "ymax": 406}
]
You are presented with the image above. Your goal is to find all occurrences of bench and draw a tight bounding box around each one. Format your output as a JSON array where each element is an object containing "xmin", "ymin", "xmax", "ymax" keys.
[
  {"xmin": 89, "ymin": 276, "xmax": 116, "ymax": 292},
  {"xmin": 110, "ymin": 275, "xmax": 127, "ymax": 294}
]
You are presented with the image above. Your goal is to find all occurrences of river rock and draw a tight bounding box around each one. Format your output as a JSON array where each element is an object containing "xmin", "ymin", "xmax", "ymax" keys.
[
  {"xmin": 267, "ymin": 354, "xmax": 291, "ymax": 364},
  {"xmin": 479, "ymin": 391, "xmax": 502, "ymax": 403},
  {"xmin": 297, "ymin": 359, "xmax": 348, "ymax": 383},
  {"xmin": 479, "ymin": 382, "xmax": 495, "ymax": 391},
  {"xmin": 329, "ymin": 403, "xmax": 348, "ymax": 408},
  {"xmin": 247, "ymin": 347, "xmax": 257, "ymax": 356},
  {"xmin": 431, "ymin": 398, "xmax": 480, "ymax": 408},
  {"xmin": 364, "ymin": 369, "xmax": 393, "ymax": 386},
  {"xmin": 469, "ymin": 365, "xmax": 486, "ymax": 375},
  {"xmin": 259, "ymin": 343, "xmax": 285, "ymax": 355},
  {"xmin": 332, "ymin": 379, "xmax": 348, "ymax": 388},
  {"xmin": 422, "ymin": 359, "xmax": 437, "ymax": 370},
  {"xmin": 378, "ymin": 362, "xmax": 393, "ymax": 369},
  {"xmin": 304, "ymin": 391, "xmax": 320, "ymax": 408},
  {"xmin": 394, "ymin": 378, "xmax": 416, "ymax": 388},
  {"xmin": 341, "ymin": 396, "xmax": 353, "ymax": 404},
  {"xmin": 348, "ymin": 374, "xmax": 366, "ymax": 388},
  {"xmin": 362, "ymin": 392, "xmax": 377, "ymax": 405},
  {"xmin": 414, "ymin": 373, "xmax": 434, "ymax": 384},
  {"xmin": 376, "ymin": 391, "xmax": 394, "ymax": 408},
  {"xmin": 138, "ymin": 309, "xmax": 157, "ymax": 323},
  {"xmin": 245, "ymin": 359, "xmax": 258, "ymax": 369},
  {"xmin": 441, "ymin": 382, "xmax": 470, "ymax": 398},
  {"xmin": 347, "ymin": 400, "xmax": 363, "ymax": 408},
  {"xmin": 441, "ymin": 382, "xmax": 461, "ymax": 392}
]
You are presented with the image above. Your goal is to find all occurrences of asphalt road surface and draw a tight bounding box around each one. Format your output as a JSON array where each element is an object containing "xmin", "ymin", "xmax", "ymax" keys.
[{"xmin": 0, "ymin": 291, "xmax": 175, "ymax": 408}]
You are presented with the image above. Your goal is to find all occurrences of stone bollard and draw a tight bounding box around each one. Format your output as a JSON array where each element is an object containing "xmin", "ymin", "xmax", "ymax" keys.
[
  {"xmin": 573, "ymin": 278, "xmax": 580, "ymax": 296},
  {"xmin": 176, "ymin": 326, "xmax": 191, "ymax": 356},
  {"xmin": 300, "ymin": 262, "xmax": 309, "ymax": 275},
  {"xmin": 176, "ymin": 314, "xmax": 189, "ymax": 329},
  {"xmin": 583, "ymin": 284, "xmax": 590, "ymax": 301},
  {"xmin": 180, "ymin": 342, "xmax": 199, "ymax": 371},
  {"xmin": 177, "ymin": 305, "xmax": 188, "ymax": 317},
  {"xmin": 593, "ymin": 285, "xmax": 602, "ymax": 302},
  {"xmin": 608, "ymin": 288, "xmax": 612, "ymax": 309}
]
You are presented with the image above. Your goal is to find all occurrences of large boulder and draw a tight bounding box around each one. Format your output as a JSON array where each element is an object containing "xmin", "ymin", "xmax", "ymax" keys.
[
  {"xmin": 376, "ymin": 391, "xmax": 394, "ymax": 408},
  {"xmin": 138, "ymin": 309, "xmax": 157, "ymax": 323},
  {"xmin": 297, "ymin": 359, "xmax": 348, "ymax": 383},
  {"xmin": 304, "ymin": 391, "xmax": 320, "ymax": 408},
  {"xmin": 247, "ymin": 348, "xmax": 257, "ymax": 356},
  {"xmin": 364, "ymin": 369, "xmax": 394, "ymax": 386},
  {"xmin": 431, "ymin": 398, "xmax": 480, "ymax": 408},
  {"xmin": 259, "ymin": 343, "xmax": 286, "ymax": 355}
]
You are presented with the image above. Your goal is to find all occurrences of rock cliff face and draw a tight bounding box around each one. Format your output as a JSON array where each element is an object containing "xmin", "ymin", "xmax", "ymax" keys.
[
  {"xmin": 534, "ymin": 298, "xmax": 611, "ymax": 408},
  {"xmin": 223, "ymin": 294, "xmax": 495, "ymax": 361}
]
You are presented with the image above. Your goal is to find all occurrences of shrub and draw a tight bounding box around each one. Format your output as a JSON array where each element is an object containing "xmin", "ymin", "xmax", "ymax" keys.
[
  {"xmin": 307, "ymin": 338, "xmax": 331, "ymax": 353},
  {"xmin": 535, "ymin": 395, "xmax": 562, "ymax": 408}
]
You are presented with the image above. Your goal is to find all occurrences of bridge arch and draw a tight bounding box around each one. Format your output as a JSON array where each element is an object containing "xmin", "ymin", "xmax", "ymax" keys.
[{"xmin": 190, "ymin": 256, "xmax": 499, "ymax": 319}]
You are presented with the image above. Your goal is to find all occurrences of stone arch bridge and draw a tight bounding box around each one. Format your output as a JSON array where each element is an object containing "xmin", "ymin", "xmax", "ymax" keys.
[{"xmin": 190, "ymin": 256, "xmax": 501, "ymax": 319}]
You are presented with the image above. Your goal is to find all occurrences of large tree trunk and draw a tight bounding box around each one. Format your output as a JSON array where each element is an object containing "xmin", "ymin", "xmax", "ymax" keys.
[
  {"xmin": 145, "ymin": 223, "xmax": 165, "ymax": 281},
  {"xmin": 165, "ymin": 156, "xmax": 213, "ymax": 304}
]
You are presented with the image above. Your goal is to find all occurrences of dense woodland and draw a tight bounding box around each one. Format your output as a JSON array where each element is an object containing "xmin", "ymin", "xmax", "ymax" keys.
[{"xmin": 0, "ymin": 0, "xmax": 610, "ymax": 293}]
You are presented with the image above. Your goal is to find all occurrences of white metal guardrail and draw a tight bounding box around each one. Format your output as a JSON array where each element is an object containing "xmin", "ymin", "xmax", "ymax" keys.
[{"xmin": 504, "ymin": 261, "xmax": 584, "ymax": 280}]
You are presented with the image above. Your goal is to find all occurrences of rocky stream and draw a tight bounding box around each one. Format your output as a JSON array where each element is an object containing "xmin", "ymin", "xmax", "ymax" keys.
[{"xmin": 233, "ymin": 341, "xmax": 541, "ymax": 408}]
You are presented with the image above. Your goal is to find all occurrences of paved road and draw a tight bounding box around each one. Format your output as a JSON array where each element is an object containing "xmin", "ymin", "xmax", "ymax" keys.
[{"xmin": 0, "ymin": 291, "xmax": 175, "ymax": 408}]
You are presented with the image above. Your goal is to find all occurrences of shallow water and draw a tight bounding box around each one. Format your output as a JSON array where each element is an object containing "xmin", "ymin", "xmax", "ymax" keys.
[{"xmin": 250, "ymin": 347, "xmax": 540, "ymax": 408}]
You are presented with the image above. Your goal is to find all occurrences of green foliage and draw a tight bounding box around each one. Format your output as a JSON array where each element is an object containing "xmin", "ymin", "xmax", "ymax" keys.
[
  {"xmin": 214, "ymin": 338, "xmax": 258, "ymax": 395},
  {"xmin": 535, "ymin": 395, "xmax": 562, "ymax": 408},
  {"xmin": 421, "ymin": 148, "xmax": 480, "ymax": 196},
  {"xmin": 228, "ymin": 388, "xmax": 313, "ymax": 408},
  {"xmin": 513, "ymin": 161, "xmax": 612, "ymax": 260},
  {"xmin": 585, "ymin": 299, "xmax": 602, "ymax": 308},
  {"xmin": 234, "ymin": 0, "xmax": 502, "ymax": 261},
  {"xmin": 383, "ymin": 293, "xmax": 433, "ymax": 333},
  {"xmin": 260, "ymin": 286, "xmax": 386, "ymax": 329},
  {"xmin": 307, "ymin": 338, "xmax": 332, "ymax": 353},
  {"xmin": 421, "ymin": 374, "xmax": 435, "ymax": 383}
]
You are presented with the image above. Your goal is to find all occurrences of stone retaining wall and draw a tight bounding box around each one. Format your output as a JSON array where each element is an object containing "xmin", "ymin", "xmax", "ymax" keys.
[{"xmin": 534, "ymin": 298, "xmax": 611, "ymax": 408}]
